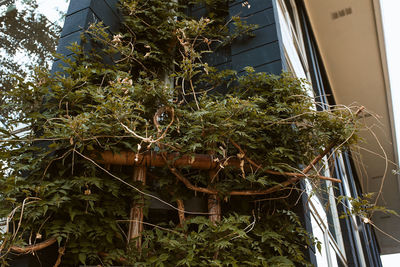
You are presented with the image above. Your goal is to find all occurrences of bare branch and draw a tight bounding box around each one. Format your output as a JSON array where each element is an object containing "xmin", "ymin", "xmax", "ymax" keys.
[{"xmin": 10, "ymin": 237, "xmax": 57, "ymax": 254}]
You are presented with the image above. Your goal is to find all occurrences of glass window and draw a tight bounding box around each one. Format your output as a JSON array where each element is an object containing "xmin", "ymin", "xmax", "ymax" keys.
[
  {"xmin": 284, "ymin": 0, "xmax": 296, "ymax": 29},
  {"xmin": 306, "ymin": 178, "xmax": 348, "ymax": 267},
  {"xmin": 277, "ymin": 0, "xmax": 309, "ymax": 76},
  {"xmin": 334, "ymin": 153, "xmax": 368, "ymax": 267}
]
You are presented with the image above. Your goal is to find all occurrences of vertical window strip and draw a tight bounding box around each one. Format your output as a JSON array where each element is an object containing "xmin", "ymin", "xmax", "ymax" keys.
[{"xmin": 278, "ymin": 0, "xmax": 309, "ymax": 75}]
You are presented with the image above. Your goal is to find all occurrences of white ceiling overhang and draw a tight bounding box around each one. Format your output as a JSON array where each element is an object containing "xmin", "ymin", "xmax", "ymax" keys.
[{"xmin": 303, "ymin": 0, "xmax": 400, "ymax": 254}]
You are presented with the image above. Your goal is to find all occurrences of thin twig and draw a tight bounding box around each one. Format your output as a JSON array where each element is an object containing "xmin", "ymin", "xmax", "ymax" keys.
[
  {"xmin": 367, "ymin": 126, "xmax": 389, "ymax": 207},
  {"xmin": 369, "ymin": 221, "xmax": 400, "ymax": 244},
  {"xmin": 12, "ymin": 198, "xmax": 41, "ymax": 241},
  {"xmin": 231, "ymin": 210, "xmax": 256, "ymax": 240}
]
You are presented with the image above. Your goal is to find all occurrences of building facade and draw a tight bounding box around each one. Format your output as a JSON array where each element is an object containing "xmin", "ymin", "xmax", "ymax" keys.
[{"xmin": 11, "ymin": 0, "xmax": 397, "ymax": 266}]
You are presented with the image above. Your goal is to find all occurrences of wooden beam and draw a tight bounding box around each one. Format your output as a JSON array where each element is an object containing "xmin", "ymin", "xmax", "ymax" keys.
[
  {"xmin": 96, "ymin": 151, "xmax": 340, "ymax": 183},
  {"xmin": 98, "ymin": 151, "xmax": 229, "ymax": 170}
]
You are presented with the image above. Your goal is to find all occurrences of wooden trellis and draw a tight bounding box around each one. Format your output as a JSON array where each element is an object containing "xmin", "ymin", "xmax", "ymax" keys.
[
  {"xmin": 96, "ymin": 143, "xmax": 338, "ymax": 246},
  {"xmin": 9, "ymin": 143, "xmax": 340, "ymax": 253}
]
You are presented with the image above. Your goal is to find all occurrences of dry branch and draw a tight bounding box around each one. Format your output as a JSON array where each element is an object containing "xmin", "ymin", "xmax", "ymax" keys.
[
  {"xmin": 53, "ymin": 246, "xmax": 65, "ymax": 267},
  {"xmin": 169, "ymin": 166, "xmax": 218, "ymax": 194},
  {"xmin": 229, "ymin": 139, "xmax": 339, "ymax": 182},
  {"xmin": 10, "ymin": 237, "xmax": 57, "ymax": 254},
  {"xmin": 237, "ymin": 143, "xmax": 336, "ymax": 196}
]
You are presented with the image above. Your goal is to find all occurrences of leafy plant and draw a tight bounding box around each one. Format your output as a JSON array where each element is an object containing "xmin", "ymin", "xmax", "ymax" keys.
[{"xmin": 0, "ymin": 0, "xmax": 363, "ymax": 266}]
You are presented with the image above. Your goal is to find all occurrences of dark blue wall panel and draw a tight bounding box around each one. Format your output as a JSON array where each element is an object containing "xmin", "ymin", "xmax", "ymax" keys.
[
  {"xmin": 104, "ymin": 0, "xmax": 120, "ymax": 17},
  {"xmin": 188, "ymin": 0, "xmax": 283, "ymax": 75},
  {"xmin": 231, "ymin": 24, "xmax": 278, "ymax": 55},
  {"xmin": 89, "ymin": 0, "xmax": 120, "ymax": 32},
  {"xmin": 60, "ymin": 8, "xmax": 97, "ymax": 38},
  {"xmin": 235, "ymin": 7, "xmax": 275, "ymax": 27},
  {"xmin": 254, "ymin": 60, "xmax": 283, "ymax": 74},
  {"xmin": 55, "ymin": 31, "xmax": 83, "ymax": 56},
  {"xmin": 229, "ymin": 0, "xmax": 283, "ymax": 75},
  {"xmin": 52, "ymin": 0, "xmax": 120, "ymax": 73},
  {"xmin": 65, "ymin": 0, "xmax": 91, "ymax": 15},
  {"xmin": 230, "ymin": 0, "xmax": 273, "ymax": 16},
  {"xmin": 189, "ymin": 6, "xmax": 207, "ymax": 20},
  {"xmin": 203, "ymin": 46, "xmax": 231, "ymax": 67},
  {"xmin": 231, "ymin": 41, "xmax": 280, "ymax": 70}
]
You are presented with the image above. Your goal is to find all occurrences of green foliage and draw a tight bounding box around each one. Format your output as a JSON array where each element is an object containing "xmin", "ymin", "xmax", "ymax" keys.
[
  {"xmin": 0, "ymin": 0, "xmax": 362, "ymax": 265},
  {"xmin": 128, "ymin": 211, "xmax": 313, "ymax": 266},
  {"xmin": 0, "ymin": 0, "xmax": 61, "ymax": 125},
  {"xmin": 338, "ymin": 193, "xmax": 398, "ymax": 220}
]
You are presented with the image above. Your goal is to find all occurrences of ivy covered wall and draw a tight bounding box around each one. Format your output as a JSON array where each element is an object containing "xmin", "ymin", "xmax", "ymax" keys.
[{"xmin": 1, "ymin": 0, "xmax": 364, "ymax": 266}]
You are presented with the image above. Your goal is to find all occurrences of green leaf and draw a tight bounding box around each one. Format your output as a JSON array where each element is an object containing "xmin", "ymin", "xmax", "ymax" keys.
[{"xmin": 78, "ymin": 253, "xmax": 86, "ymax": 264}]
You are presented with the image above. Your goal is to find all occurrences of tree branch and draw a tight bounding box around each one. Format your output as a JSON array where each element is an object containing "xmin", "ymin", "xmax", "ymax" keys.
[
  {"xmin": 10, "ymin": 237, "xmax": 57, "ymax": 254},
  {"xmin": 229, "ymin": 139, "xmax": 339, "ymax": 183},
  {"xmin": 164, "ymin": 143, "xmax": 335, "ymax": 196}
]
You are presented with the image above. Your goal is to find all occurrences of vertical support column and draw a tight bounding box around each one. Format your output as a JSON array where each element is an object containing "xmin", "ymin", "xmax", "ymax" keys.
[
  {"xmin": 209, "ymin": 168, "xmax": 221, "ymax": 261},
  {"xmin": 176, "ymin": 199, "xmax": 185, "ymax": 226},
  {"xmin": 208, "ymin": 169, "xmax": 221, "ymax": 224},
  {"xmin": 128, "ymin": 166, "xmax": 146, "ymax": 249}
]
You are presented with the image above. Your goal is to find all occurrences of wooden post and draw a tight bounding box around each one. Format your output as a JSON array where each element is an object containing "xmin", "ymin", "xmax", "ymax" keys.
[
  {"xmin": 176, "ymin": 199, "xmax": 185, "ymax": 226},
  {"xmin": 209, "ymin": 167, "xmax": 221, "ymax": 260},
  {"xmin": 208, "ymin": 168, "xmax": 221, "ymax": 224},
  {"xmin": 128, "ymin": 166, "xmax": 146, "ymax": 249}
]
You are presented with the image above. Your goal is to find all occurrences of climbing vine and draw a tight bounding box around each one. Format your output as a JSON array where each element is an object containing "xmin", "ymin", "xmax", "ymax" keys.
[{"xmin": 0, "ymin": 0, "xmax": 364, "ymax": 266}]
